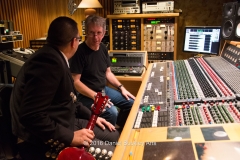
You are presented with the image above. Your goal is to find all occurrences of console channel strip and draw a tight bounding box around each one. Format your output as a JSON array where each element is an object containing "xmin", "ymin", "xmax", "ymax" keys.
[
  {"xmin": 143, "ymin": 18, "xmax": 174, "ymax": 61},
  {"xmin": 134, "ymin": 62, "xmax": 176, "ymax": 128}
]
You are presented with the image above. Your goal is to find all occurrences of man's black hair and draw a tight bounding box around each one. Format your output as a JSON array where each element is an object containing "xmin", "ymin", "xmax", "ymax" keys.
[{"xmin": 47, "ymin": 16, "xmax": 78, "ymax": 46}]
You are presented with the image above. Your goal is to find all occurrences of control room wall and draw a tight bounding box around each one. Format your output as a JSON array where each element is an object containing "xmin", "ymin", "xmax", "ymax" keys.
[
  {"xmin": 0, "ymin": 0, "xmax": 112, "ymax": 49},
  {"xmin": 0, "ymin": 0, "xmax": 237, "ymax": 60}
]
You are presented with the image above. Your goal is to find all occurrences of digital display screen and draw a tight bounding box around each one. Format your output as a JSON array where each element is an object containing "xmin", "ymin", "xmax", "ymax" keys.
[{"xmin": 183, "ymin": 26, "xmax": 221, "ymax": 55}]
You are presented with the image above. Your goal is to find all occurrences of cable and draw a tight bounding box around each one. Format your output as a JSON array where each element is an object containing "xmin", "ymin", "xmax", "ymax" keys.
[{"xmin": 143, "ymin": 65, "xmax": 147, "ymax": 71}]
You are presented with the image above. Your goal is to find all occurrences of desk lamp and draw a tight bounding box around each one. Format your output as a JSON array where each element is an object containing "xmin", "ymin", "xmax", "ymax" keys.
[{"xmin": 78, "ymin": 0, "xmax": 103, "ymax": 17}]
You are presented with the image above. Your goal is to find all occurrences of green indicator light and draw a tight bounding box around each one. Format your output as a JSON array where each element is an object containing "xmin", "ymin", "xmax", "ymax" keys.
[{"xmin": 112, "ymin": 58, "xmax": 117, "ymax": 63}]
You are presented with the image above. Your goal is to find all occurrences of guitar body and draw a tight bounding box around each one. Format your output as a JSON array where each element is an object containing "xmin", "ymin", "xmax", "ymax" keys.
[
  {"xmin": 57, "ymin": 147, "xmax": 95, "ymax": 160},
  {"xmin": 57, "ymin": 92, "xmax": 109, "ymax": 160}
]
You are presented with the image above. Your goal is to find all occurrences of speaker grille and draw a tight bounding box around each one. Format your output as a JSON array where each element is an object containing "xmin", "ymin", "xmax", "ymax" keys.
[
  {"xmin": 223, "ymin": 2, "xmax": 236, "ymax": 18},
  {"xmin": 221, "ymin": 2, "xmax": 240, "ymax": 40},
  {"xmin": 222, "ymin": 20, "xmax": 234, "ymax": 38}
]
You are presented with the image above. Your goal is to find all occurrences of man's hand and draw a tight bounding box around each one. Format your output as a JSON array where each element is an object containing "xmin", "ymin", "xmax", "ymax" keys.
[
  {"xmin": 105, "ymin": 99, "xmax": 113, "ymax": 108},
  {"xmin": 93, "ymin": 93, "xmax": 113, "ymax": 108},
  {"xmin": 96, "ymin": 117, "xmax": 116, "ymax": 132},
  {"xmin": 120, "ymin": 87, "xmax": 135, "ymax": 100},
  {"xmin": 71, "ymin": 129, "xmax": 94, "ymax": 147}
]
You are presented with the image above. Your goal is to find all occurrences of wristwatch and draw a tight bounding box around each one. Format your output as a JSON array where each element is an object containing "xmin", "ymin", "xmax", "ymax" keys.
[{"xmin": 118, "ymin": 84, "xmax": 123, "ymax": 91}]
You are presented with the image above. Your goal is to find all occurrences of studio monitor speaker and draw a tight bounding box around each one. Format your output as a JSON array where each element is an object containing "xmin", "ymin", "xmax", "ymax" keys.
[{"xmin": 221, "ymin": 2, "xmax": 240, "ymax": 40}]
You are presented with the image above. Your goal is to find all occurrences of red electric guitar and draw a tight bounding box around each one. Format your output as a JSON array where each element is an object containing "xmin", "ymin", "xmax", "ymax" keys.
[{"xmin": 57, "ymin": 92, "xmax": 109, "ymax": 160}]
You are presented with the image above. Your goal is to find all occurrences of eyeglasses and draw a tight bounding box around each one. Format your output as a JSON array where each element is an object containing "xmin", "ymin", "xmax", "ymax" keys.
[
  {"xmin": 75, "ymin": 37, "xmax": 81, "ymax": 42},
  {"xmin": 87, "ymin": 31, "xmax": 103, "ymax": 37}
]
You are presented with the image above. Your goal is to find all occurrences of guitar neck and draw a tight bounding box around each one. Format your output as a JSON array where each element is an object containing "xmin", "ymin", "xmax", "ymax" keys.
[{"xmin": 86, "ymin": 114, "xmax": 98, "ymax": 130}]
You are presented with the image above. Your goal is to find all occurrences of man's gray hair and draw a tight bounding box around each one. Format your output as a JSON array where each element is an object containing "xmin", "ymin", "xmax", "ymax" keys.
[{"xmin": 85, "ymin": 15, "xmax": 106, "ymax": 33}]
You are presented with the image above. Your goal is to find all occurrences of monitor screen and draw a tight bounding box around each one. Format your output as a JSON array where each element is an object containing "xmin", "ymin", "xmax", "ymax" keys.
[{"xmin": 183, "ymin": 26, "xmax": 221, "ymax": 55}]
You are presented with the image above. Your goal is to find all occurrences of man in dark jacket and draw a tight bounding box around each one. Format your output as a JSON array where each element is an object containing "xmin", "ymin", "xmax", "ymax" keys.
[{"xmin": 10, "ymin": 16, "xmax": 119, "ymax": 160}]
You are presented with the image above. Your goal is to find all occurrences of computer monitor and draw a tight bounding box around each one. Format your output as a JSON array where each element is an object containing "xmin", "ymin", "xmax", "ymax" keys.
[{"xmin": 183, "ymin": 26, "xmax": 221, "ymax": 55}]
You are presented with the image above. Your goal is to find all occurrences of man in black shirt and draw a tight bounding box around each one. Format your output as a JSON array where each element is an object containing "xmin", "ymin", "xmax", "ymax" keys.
[{"xmin": 70, "ymin": 15, "xmax": 135, "ymax": 128}]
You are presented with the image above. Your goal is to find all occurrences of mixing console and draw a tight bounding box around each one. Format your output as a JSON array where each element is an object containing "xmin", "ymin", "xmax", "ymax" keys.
[{"xmin": 133, "ymin": 45, "xmax": 240, "ymax": 128}]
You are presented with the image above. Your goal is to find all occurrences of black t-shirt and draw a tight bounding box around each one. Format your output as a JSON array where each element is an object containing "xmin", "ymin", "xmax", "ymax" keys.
[{"xmin": 70, "ymin": 42, "xmax": 111, "ymax": 92}]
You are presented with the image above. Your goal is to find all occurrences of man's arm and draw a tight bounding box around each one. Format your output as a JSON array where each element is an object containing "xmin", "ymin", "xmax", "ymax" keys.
[
  {"xmin": 72, "ymin": 73, "xmax": 116, "ymax": 131},
  {"xmin": 72, "ymin": 73, "xmax": 96, "ymax": 100},
  {"xmin": 105, "ymin": 67, "xmax": 135, "ymax": 100}
]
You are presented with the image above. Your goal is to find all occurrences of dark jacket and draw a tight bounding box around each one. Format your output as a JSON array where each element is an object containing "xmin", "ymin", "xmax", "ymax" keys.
[{"xmin": 10, "ymin": 44, "xmax": 91, "ymax": 147}]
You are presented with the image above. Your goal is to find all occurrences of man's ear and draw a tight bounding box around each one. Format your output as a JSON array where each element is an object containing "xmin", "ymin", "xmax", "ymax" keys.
[
  {"xmin": 71, "ymin": 38, "xmax": 77, "ymax": 48},
  {"xmin": 70, "ymin": 38, "xmax": 75, "ymax": 47}
]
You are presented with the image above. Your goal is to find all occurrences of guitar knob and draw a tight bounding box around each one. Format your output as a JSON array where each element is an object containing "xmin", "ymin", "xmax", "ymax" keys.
[
  {"xmin": 95, "ymin": 148, "xmax": 101, "ymax": 154},
  {"xmin": 47, "ymin": 139, "xmax": 54, "ymax": 144},
  {"xmin": 57, "ymin": 143, "xmax": 65, "ymax": 151},
  {"xmin": 93, "ymin": 148, "xmax": 101, "ymax": 157},
  {"xmin": 51, "ymin": 152, "xmax": 57, "ymax": 159},
  {"xmin": 88, "ymin": 147, "xmax": 95, "ymax": 154},
  {"xmin": 51, "ymin": 140, "xmax": 59, "ymax": 148},
  {"xmin": 99, "ymin": 149, "xmax": 107, "ymax": 158},
  {"xmin": 45, "ymin": 150, "xmax": 52, "ymax": 158},
  {"xmin": 105, "ymin": 151, "xmax": 113, "ymax": 159},
  {"xmin": 108, "ymin": 151, "xmax": 113, "ymax": 156},
  {"xmin": 102, "ymin": 149, "xmax": 107, "ymax": 155}
]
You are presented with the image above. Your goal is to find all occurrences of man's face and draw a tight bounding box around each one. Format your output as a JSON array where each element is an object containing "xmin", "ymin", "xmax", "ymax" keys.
[{"xmin": 86, "ymin": 23, "xmax": 105, "ymax": 47}]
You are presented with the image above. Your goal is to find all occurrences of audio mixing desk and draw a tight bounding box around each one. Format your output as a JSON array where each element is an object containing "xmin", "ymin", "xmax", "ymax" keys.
[{"xmin": 112, "ymin": 42, "xmax": 240, "ymax": 160}]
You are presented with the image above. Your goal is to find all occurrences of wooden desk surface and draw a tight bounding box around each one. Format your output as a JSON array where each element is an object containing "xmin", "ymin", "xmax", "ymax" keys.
[
  {"xmin": 114, "ymin": 124, "xmax": 240, "ymax": 160},
  {"xmin": 112, "ymin": 63, "xmax": 240, "ymax": 160}
]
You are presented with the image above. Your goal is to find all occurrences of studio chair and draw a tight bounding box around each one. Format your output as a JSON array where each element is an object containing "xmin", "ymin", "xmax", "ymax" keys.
[{"xmin": 0, "ymin": 84, "xmax": 19, "ymax": 160}]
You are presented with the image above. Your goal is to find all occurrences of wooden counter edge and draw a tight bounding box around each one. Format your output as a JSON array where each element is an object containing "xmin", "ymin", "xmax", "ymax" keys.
[{"xmin": 111, "ymin": 63, "xmax": 154, "ymax": 160}]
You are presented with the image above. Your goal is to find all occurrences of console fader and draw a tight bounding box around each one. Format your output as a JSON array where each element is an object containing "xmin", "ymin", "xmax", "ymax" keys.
[
  {"xmin": 143, "ymin": 18, "xmax": 175, "ymax": 62},
  {"xmin": 133, "ymin": 43, "xmax": 240, "ymax": 129}
]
